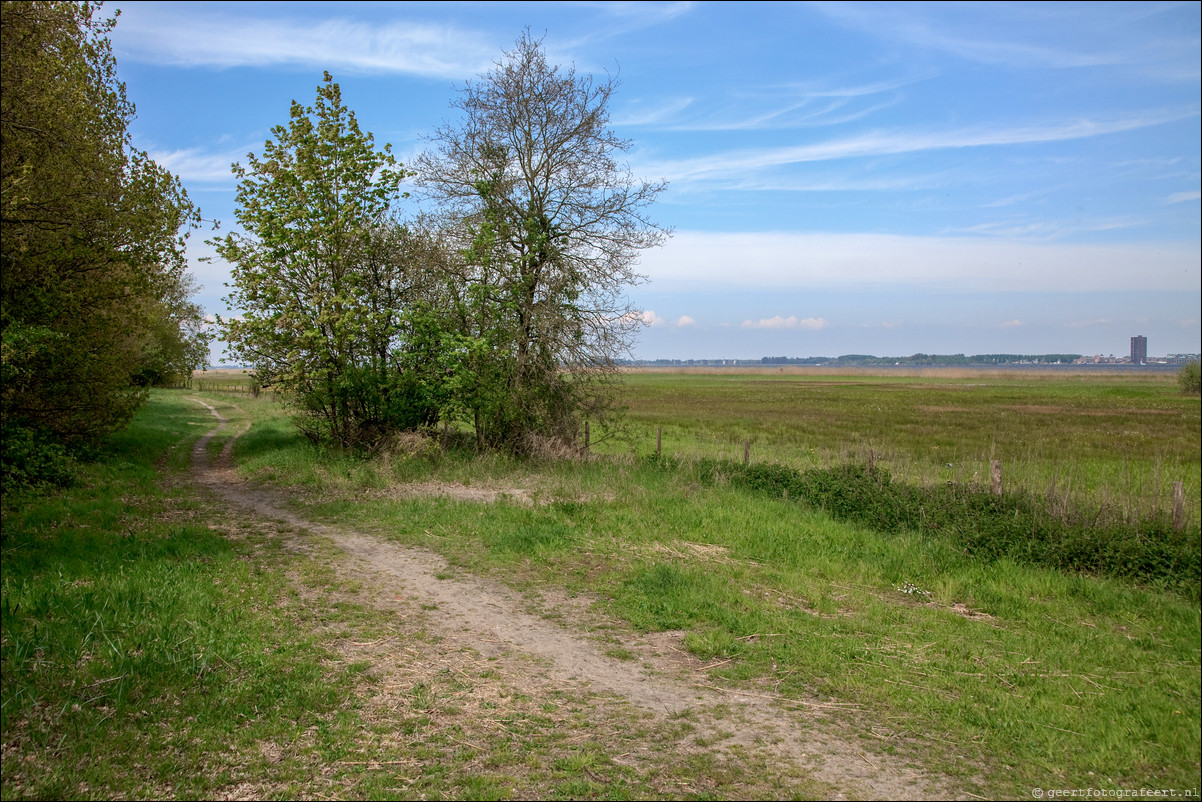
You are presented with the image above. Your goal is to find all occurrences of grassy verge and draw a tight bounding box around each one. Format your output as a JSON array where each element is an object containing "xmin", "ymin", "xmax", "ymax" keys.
[
  {"xmin": 227, "ymin": 389, "xmax": 1201, "ymax": 799},
  {"xmin": 1, "ymin": 394, "xmax": 369, "ymax": 798},
  {"xmin": 1, "ymin": 393, "xmax": 831, "ymax": 800},
  {"xmin": 677, "ymin": 457, "xmax": 1199, "ymax": 598}
]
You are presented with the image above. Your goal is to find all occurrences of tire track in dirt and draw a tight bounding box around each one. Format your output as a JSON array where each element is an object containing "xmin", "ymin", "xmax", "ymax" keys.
[{"xmin": 186, "ymin": 397, "xmax": 967, "ymax": 800}]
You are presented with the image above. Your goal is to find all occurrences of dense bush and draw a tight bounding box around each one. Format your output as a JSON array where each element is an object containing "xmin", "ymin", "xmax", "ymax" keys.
[
  {"xmin": 0, "ymin": 423, "xmax": 77, "ymax": 495},
  {"xmin": 1178, "ymin": 361, "xmax": 1201, "ymax": 395},
  {"xmin": 656, "ymin": 455, "xmax": 1200, "ymax": 598}
]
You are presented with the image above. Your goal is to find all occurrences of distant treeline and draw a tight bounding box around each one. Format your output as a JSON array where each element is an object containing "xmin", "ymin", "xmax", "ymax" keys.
[{"xmin": 757, "ymin": 353, "xmax": 1083, "ymax": 366}]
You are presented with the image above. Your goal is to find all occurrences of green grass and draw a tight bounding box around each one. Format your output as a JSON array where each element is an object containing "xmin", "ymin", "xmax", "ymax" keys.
[
  {"xmin": 671, "ymin": 457, "xmax": 1199, "ymax": 597},
  {"xmin": 1, "ymin": 392, "xmax": 830, "ymax": 800},
  {"xmin": 0, "ymin": 395, "xmax": 376, "ymax": 799},
  {"xmin": 601, "ymin": 371, "xmax": 1201, "ymax": 525},
  {"xmin": 219, "ymin": 372, "xmax": 1200, "ymax": 798},
  {"xmin": 305, "ymin": 471, "xmax": 1200, "ymax": 796},
  {"xmin": 5, "ymin": 376, "xmax": 1199, "ymax": 799}
]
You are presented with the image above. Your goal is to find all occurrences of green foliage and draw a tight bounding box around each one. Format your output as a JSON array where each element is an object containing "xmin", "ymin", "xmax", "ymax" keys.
[
  {"xmin": 131, "ymin": 271, "xmax": 213, "ymax": 387},
  {"xmin": 0, "ymin": 422, "xmax": 77, "ymax": 494},
  {"xmin": 1, "ymin": 1, "xmax": 204, "ymax": 442},
  {"xmin": 419, "ymin": 32, "xmax": 668, "ymax": 454},
  {"xmin": 1179, "ymin": 360, "xmax": 1201, "ymax": 394},
  {"xmin": 215, "ymin": 73, "xmax": 434, "ymax": 448}
]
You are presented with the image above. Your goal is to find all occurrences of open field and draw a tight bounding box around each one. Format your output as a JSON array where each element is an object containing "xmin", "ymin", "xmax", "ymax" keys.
[
  {"xmin": 3, "ymin": 375, "xmax": 1199, "ymax": 800},
  {"xmin": 602, "ymin": 369, "xmax": 1200, "ymax": 527}
]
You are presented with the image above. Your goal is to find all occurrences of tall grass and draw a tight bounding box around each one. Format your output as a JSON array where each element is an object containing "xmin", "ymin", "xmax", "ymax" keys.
[
  {"xmin": 669, "ymin": 456, "xmax": 1199, "ymax": 598},
  {"xmin": 602, "ymin": 371, "xmax": 1200, "ymax": 527}
]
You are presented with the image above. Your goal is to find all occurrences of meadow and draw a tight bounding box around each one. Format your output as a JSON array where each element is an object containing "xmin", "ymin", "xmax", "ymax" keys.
[
  {"xmin": 2, "ymin": 369, "xmax": 1199, "ymax": 799},
  {"xmin": 604, "ymin": 368, "xmax": 1200, "ymax": 527}
]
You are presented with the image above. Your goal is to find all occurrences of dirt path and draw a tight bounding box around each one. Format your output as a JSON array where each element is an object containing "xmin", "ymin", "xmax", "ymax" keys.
[{"xmin": 187, "ymin": 397, "xmax": 964, "ymax": 800}]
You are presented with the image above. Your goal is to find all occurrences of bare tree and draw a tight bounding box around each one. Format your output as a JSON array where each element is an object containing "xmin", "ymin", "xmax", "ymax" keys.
[{"xmin": 418, "ymin": 31, "xmax": 669, "ymax": 452}]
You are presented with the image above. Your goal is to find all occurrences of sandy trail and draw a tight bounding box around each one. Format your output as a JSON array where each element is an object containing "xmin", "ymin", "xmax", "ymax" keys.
[{"xmin": 187, "ymin": 397, "xmax": 962, "ymax": 800}]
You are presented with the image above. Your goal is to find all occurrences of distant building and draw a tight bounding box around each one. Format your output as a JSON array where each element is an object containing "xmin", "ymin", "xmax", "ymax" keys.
[{"xmin": 1131, "ymin": 335, "xmax": 1147, "ymax": 365}]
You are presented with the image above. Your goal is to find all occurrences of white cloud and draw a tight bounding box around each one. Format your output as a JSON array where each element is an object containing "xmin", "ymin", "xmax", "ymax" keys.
[
  {"xmin": 638, "ymin": 230, "xmax": 1202, "ymax": 293},
  {"xmin": 148, "ymin": 145, "xmax": 255, "ymax": 185},
  {"xmin": 675, "ymin": 315, "xmax": 697, "ymax": 327},
  {"xmin": 741, "ymin": 315, "xmax": 828, "ymax": 330},
  {"xmin": 112, "ymin": 9, "xmax": 498, "ymax": 77},
  {"xmin": 998, "ymin": 319, "xmax": 1023, "ymax": 328},
  {"xmin": 639, "ymin": 310, "xmax": 668, "ymax": 327}
]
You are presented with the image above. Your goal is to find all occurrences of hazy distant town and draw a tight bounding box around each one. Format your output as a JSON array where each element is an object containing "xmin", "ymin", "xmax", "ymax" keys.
[{"xmin": 623, "ymin": 333, "xmax": 1200, "ymax": 369}]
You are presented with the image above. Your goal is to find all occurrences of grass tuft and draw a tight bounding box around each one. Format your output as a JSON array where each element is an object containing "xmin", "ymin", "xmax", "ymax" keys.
[{"xmin": 668, "ymin": 456, "xmax": 1200, "ymax": 598}]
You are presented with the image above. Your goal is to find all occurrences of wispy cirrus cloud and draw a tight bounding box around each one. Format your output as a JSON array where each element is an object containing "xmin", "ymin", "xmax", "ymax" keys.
[
  {"xmin": 622, "ymin": 74, "xmax": 924, "ymax": 132},
  {"xmin": 637, "ymin": 107, "xmax": 1198, "ymax": 184},
  {"xmin": 951, "ymin": 216, "xmax": 1146, "ymax": 241},
  {"xmin": 112, "ymin": 9, "xmax": 498, "ymax": 77},
  {"xmin": 612, "ymin": 97, "xmax": 695, "ymax": 127},
  {"xmin": 811, "ymin": 2, "xmax": 1196, "ymax": 75},
  {"xmin": 653, "ymin": 96, "xmax": 900, "ymax": 132},
  {"xmin": 582, "ymin": 1, "xmax": 694, "ymax": 31}
]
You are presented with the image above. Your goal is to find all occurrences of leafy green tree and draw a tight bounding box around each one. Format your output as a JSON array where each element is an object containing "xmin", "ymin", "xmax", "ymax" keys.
[
  {"xmin": 418, "ymin": 32, "xmax": 669, "ymax": 453},
  {"xmin": 133, "ymin": 271, "xmax": 213, "ymax": 388},
  {"xmin": 1, "ymin": 0, "xmax": 201, "ymax": 450},
  {"xmin": 215, "ymin": 73, "xmax": 427, "ymax": 448}
]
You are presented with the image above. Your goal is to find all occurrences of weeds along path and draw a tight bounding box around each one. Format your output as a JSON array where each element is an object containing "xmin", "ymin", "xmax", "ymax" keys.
[{"xmin": 186, "ymin": 397, "xmax": 963, "ymax": 800}]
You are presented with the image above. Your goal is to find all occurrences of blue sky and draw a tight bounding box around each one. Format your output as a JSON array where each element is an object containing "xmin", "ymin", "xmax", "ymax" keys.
[{"xmin": 106, "ymin": 1, "xmax": 1201, "ymax": 361}]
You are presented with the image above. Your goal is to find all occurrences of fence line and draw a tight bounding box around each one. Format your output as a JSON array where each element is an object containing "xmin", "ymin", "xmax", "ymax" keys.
[{"xmin": 167, "ymin": 381, "xmax": 277, "ymax": 401}]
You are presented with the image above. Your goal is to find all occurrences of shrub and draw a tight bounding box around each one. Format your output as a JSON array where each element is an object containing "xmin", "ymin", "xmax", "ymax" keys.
[
  {"xmin": 1178, "ymin": 361, "xmax": 1201, "ymax": 395},
  {"xmin": 659, "ymin": 455, "xmax": 1200, "ymax": 598},
  {"xmin": 1, "ymin": 424, "xmax": 77, "ymax": 495}
]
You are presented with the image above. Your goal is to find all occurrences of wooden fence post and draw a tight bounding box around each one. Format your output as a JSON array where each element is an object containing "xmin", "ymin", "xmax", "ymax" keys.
[
  {"xmin": 744, "ymin": 440, "xmax": 750, "ymax": 464},
  {"xmin": 656, "ymin": 427, "xmax": 662, "ymax": 457},
  {"xmin": 990, "ymin": 460, "xmax": 1003, "ymax": 495},
  {"xmin": 583, "ymin": 421, "xmax": 590, "ymax": 454},
  {"xmin": 1172, "ymin": 481, "xmax": 1185, "ymax": 532}
]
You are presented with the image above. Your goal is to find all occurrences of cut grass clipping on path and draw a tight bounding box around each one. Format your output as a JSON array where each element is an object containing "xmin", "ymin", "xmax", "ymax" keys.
[{"xmin": 3, "ymin": 371, "xmax": 1200, "ymax": 800}]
